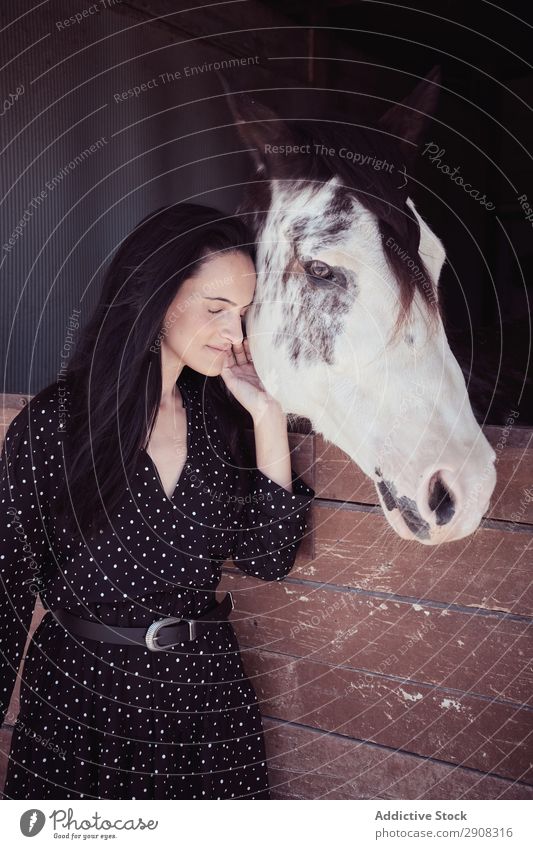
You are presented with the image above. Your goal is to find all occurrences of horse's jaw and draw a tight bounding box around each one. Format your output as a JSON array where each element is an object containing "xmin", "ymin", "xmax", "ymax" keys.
[{"xmin": 250, "ymin": 344, "xmax": 496, "ymax": 546}]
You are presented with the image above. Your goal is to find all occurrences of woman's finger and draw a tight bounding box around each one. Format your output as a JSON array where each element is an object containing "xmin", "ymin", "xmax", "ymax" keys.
[
  {"xmin": 232, "ymin": 341, "xmax": 248, "ymax": 366},
  {"xmin": 221, "ymin": 348, "xmax": 235, "ymax": 370}
]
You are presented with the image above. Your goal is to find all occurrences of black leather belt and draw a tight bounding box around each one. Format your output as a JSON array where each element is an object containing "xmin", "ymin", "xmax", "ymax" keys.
[{"xmin": 51, "ymin": 592, "xmax": 234, "ymax": 651}]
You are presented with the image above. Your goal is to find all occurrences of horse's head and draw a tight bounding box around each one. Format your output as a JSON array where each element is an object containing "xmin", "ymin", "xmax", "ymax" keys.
[{"xmin": 224, "ymin": 70, "xmax": 496, "ymax": 544}]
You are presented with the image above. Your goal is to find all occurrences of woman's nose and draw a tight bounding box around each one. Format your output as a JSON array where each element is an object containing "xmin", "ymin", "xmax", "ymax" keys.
[{"xmin": 221, "ymin": 313, "xmax": 244, "ymax": 345}]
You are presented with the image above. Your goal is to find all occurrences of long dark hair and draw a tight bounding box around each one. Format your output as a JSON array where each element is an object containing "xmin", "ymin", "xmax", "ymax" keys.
[{"xmin": 55, "ymin": 203, "xmax": 256, "ymax": 539}]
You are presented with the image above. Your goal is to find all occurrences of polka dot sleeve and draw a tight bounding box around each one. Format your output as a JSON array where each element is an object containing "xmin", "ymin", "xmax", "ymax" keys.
[
  {"xmin": 0, "ymin": 404, "xmax": 54, "ymax": 726},
  {"xmin": 231, "ymin": 466, "xmax": 315, "ymax": 582}
]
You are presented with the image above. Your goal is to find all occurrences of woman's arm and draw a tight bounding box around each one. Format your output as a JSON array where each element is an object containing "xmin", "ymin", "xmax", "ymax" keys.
[
  {"xmin": 251, "ymin": 399, "xmax": 293, "ymax": 494},
  {"xmin": 230, "ymin": 460, "xmax": 314, "ymax": 582},
  {"xmin": 0, "ymin": 403, "xmax": 54, "ymax": 726},
  {"xmin": 230, "ymin": 399, "xmax": 315, "ymax": 581},
  {"xmin": 220, "ymin": 338, "xmax": 315, "ymax": 580}
]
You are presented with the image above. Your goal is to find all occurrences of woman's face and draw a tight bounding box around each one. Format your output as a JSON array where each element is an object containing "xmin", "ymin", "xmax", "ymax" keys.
[{"xmin": 161, "ymin": 250, "xmax": 256, "ymax": 376}]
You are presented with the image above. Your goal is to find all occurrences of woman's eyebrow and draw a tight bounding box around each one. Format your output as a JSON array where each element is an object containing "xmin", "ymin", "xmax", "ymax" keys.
[{"xmin": 204, "ymin": 296, "xmax": 254, "ymax": 307}]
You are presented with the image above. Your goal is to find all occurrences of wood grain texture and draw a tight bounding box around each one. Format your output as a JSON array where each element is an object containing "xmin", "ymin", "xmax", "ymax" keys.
[
  {"xmin": 262, "ymin": 718, "xmax": 533, "ymax": 800},
  {"xmin": 243, "ymin": 648, "xmax": 533, "ymax": 783},
  {"xmin": 220, "ymin": 573, "xmax": 532, "ymax": 706},
  {"xmin": 282, "ymin": 504, "xmax": 532, "ymax": 616}
]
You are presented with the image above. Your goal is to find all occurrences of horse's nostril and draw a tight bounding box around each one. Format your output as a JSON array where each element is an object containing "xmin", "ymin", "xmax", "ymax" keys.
[{"xmin": 428, "ymin": 472, "xmax": 455, "ymax": 526}]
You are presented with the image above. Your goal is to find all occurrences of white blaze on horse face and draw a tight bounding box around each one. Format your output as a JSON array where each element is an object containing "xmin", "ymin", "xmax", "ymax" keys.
[{"xmin": 247, "ymin": 177, "xmax": 496, "ymax": 545}]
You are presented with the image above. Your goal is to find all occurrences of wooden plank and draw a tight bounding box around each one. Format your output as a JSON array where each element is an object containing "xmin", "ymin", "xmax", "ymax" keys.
[
  {"xmin": 220, "ymin": 573, "xmax": 533, "ymax": 706},
  {"xmin": 286, "ymin": 432, "xmax": 315, "ymax": 560},
  {"xmin": 262, "ymin": 717, "xmax": 533, "ymax": 799},
  {"xmin": 241, "ymin": 648, "xmax": 533, "ymax": 783},
  {"xmin": 314, "ymin": 436, "xmax": 376, "ymax": 504},
  {"xmin": 485, "ymin": 437, "xmax": 533, "ymax": 524},
  {"xmin": 277, "ymin": 503, "xmax": 533, "ymax": 617},
  {"xmin": 314, "ymin": 430, "xmax": 533, "ymax": 525}
]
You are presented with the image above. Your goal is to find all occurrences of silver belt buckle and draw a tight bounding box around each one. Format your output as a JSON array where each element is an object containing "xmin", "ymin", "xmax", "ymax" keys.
[{"xmin": 144, "ymin": 615, "xmax": 194, "ymax": 651}]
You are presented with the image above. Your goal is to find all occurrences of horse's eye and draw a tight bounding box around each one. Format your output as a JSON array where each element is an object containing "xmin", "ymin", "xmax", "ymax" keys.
[{"xmin": 305, "ymin": 259, "xmax": 336, "ymax": 283}]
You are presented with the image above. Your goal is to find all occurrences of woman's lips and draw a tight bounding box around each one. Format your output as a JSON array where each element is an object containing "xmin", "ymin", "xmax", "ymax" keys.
[{"xmin": 206, "ymin": 345, "xmax": 228, "ymax": 353}]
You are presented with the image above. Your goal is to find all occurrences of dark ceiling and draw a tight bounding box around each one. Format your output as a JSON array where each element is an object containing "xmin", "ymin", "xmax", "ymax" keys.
[{"xmin": 259, "ymin": 0, "xmax": 531, "ymax": 84}]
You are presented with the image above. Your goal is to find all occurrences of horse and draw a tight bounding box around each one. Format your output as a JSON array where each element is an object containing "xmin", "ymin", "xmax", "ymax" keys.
[{"xmin": 223, "ymin": 69, "xmax": 496, "ymax": 545}]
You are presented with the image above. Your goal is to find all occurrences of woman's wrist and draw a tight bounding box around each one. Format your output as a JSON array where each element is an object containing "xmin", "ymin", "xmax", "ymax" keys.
[
  {"xmin": 251, "ymin": 395, "xmax": 286, "ymax": 428},
  {"xmin": 252, "ymin": 397, "xmax": 292, "ymax": 492}
]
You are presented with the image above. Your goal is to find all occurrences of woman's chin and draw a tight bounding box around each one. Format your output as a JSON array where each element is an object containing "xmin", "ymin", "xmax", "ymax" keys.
[
  {"xmin": 204, "ymin": 346, "xmax": 228, "ymax": 374},
  {"xmin": 186, "ymin": 351, "xmax": 226, "ymax": 377}
]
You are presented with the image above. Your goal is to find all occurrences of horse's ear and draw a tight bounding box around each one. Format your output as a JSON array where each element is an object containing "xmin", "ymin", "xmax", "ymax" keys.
[
  {"xmin": 218, "ymin": 72, "xmax": 292, "ymax": 173},
  {"xmin": 406, "ymin": 197, "xmax": 446, "ymax": 286},
  {"xmin": 378, "ymin": 66, "xmax": 442, "ymax": 163}
]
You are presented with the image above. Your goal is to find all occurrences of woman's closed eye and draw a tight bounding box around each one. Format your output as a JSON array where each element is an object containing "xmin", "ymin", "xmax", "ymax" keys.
[{"xmin": 208, "ymin": 308, "xmax": 250, "ymax": 318}]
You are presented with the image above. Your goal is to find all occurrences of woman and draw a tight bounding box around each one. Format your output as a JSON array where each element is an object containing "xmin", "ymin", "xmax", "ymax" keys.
[{"xmin": 0, "ymin": 203, "xmax": 315, "ymax": 800}]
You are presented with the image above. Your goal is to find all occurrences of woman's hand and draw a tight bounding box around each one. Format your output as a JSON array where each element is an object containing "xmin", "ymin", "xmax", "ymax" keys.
[
  {"xmin": 219, "ymin": 338, "xmax": 283, "ymax": 422},
  {"xmin": 221, "ymin": 338, "xmax": 292, "ymax": 492}
]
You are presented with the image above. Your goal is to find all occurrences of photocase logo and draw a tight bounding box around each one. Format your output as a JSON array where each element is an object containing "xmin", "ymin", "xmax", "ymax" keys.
[{"xmin": 20, "ymin": 809, "xmax": 46, "ymax": 836}]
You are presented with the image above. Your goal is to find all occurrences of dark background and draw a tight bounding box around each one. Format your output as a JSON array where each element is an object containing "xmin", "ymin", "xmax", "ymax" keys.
[{"xmin": 1, "ymin": 0, "xmax": 531, "ymax": 425}]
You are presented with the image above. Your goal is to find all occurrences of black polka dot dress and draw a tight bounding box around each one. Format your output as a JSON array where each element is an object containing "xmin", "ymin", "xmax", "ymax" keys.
[{"xmin": 0, "ymin": 369, "xmax": 314, "ymax": 799}]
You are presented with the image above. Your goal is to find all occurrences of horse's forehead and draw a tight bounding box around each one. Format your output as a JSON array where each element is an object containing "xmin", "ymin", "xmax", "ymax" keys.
[
  {"xmin": 272, "ymin": 180, "xmax": 345, "ymax": 221},
  {"xmin": 268, "ymin": 180, "xmax": 370, "ymax": 246}
]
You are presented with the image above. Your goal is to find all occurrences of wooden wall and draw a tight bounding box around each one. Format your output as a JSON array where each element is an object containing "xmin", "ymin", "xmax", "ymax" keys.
[
  {"xmin": 1, "ymin": 393, "xmax": 532, "ymax": 799},
  {"xmin": 221, "ymin": 424, "xmax": 533, "ymax": 799}
]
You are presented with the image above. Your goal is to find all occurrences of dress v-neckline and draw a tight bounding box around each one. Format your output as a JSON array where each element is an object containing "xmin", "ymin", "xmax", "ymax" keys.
[{"xmin": 140, "ymin": 383, "xmax": 191, "ymax": 503}]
